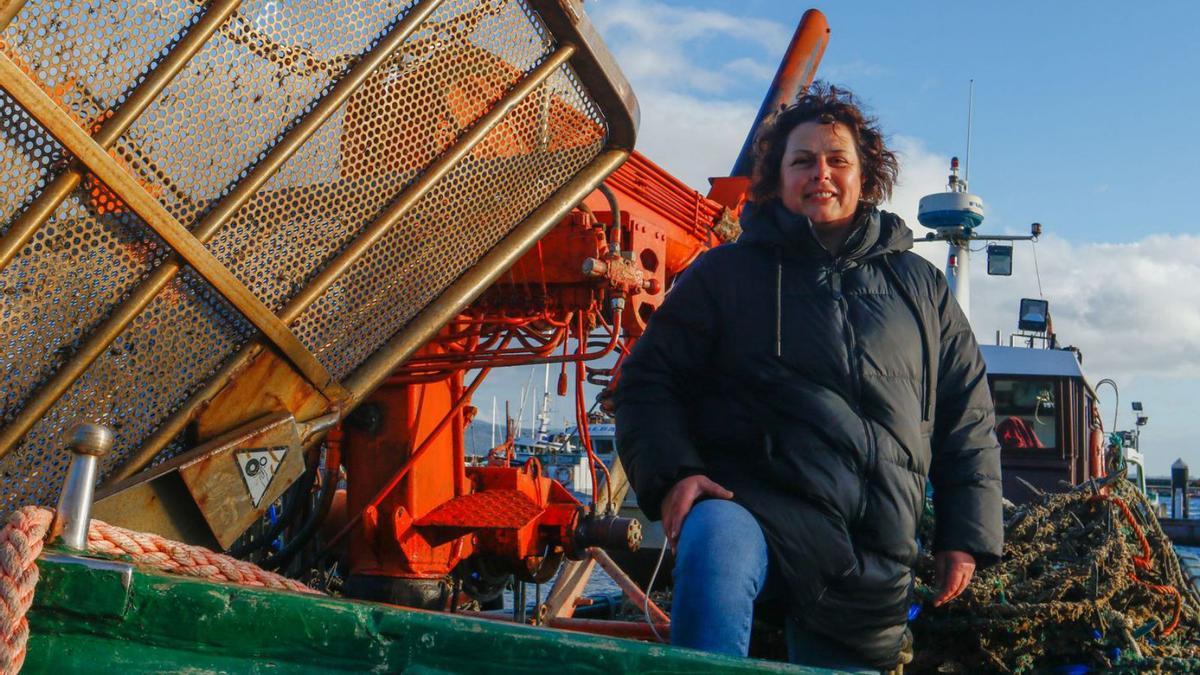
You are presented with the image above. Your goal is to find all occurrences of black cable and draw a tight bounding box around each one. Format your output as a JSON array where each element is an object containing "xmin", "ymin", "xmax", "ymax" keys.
[
  {"xmin": 228, "ymin": 450, "xmax": 320, "ymax": 558},
  {"xmin": 259, "ymin": 462, "xmax": 340, "ymax": 571}
]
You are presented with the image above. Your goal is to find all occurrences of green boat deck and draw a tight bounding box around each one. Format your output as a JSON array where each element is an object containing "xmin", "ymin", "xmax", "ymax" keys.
[{"xmin": 23, "ymin": 551, "xmax": 821, "ymax": 674}]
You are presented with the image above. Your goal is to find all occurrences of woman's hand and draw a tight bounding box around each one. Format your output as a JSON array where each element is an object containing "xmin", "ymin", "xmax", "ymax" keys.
[
  {"xmin": 932, "ymin": 550, "xmax": 976, "ymax": 606},
  {"xmin": 661, "ymin": 475, "xmax": 734, "ymax": 551}
]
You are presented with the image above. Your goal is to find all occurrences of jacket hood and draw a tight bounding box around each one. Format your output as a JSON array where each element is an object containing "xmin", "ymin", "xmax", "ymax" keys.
[{"xmin": 739, "ymin": 200, "xmax": 914, "ymax": 261}]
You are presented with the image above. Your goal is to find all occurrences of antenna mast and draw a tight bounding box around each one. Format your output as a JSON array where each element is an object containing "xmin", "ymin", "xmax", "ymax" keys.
[
  {"xmin": 918, "ymin": 80, "xmax": 1041, "ymax": 322},
  {"xmin": 965, "ymin": 79, "xmax": 974, "ymax": 187}
]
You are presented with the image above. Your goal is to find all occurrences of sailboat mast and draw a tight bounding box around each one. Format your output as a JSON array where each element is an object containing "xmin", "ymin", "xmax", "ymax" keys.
[{"xmin": 536, "ymin": 364, "xmax": 552, "ymax": 438}]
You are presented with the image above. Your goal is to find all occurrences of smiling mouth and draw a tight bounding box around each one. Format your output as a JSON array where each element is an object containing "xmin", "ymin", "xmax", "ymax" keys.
[{"xmin": 806, "ymin": 191, "xmax": 838, "ymax": 200}]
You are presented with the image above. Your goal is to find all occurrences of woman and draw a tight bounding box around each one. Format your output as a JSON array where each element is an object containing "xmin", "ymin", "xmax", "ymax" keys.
[{"xmin": 614, "ymin": 84, "xmax": 1003, "ymax": 671}]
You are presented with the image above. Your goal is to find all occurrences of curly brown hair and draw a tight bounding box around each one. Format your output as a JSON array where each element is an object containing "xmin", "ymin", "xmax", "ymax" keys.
[{"xmin": 750, "ymin": 82, "xmax": 899, "ymax": 205}]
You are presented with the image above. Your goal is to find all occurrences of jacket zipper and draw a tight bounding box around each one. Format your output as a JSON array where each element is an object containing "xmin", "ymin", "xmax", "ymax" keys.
[{"xmin": 830, "ymin": 261, "xmax": 874, "ymax": 525}]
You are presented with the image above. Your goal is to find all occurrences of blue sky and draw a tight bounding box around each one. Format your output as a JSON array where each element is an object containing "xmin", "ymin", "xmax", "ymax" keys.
[{"xmin": 473, "ymin": 1, "xmax": 1200, "ymax": 475}]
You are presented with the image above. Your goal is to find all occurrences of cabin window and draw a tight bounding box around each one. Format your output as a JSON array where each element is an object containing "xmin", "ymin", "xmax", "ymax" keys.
[
  {"xmin": 592, "ymin": 438, "xmax": 615, "ymax": 455},
  {"xmin": 992, "ymin": 378, "xmax": 1058, "ymax": 451}
]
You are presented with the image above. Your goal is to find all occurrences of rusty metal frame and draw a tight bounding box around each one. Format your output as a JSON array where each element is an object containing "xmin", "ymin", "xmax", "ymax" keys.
[
  {"xmin": 0, "ymin": 48, "xmax": 338, "ymax": 390},
  {"xmin": 7, "ymin": 0, "xmax": 639, "ymax": 485},
  {"xmin": 0, "ymin": 0, "xmax": 244, "ymax": 273},
  {"xmin": 343, "ymin": 147, "xmax": 629, "ymax": 406},
  {"xmin": 279, "ymin": 44, "xmax": 578, "ymax": 323},
  {"xmin": 342, "ymin": 0, "xmax": 639, "ymax": 406},
  {"xmin": 0, "ymin": 0, "xmax": 27, "ymax": 33},
  {"xmin": 0, "ymin": 0, "xmax": 446, "ymax": 460},
  {"xmin": 111, "ymin": 41, "xmax": 589, "ymax": 481}
]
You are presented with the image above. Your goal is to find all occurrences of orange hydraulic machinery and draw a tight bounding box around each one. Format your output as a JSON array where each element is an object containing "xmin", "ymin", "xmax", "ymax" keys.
[{"xmin": 335, "ymin": 9, "xmax": 831, "ymax": 608}]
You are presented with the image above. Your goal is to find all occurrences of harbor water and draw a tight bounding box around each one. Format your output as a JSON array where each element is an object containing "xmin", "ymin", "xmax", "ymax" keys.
[{"xmin": 502, "ymin": 565, "xmax": 623, "ymax": 612}]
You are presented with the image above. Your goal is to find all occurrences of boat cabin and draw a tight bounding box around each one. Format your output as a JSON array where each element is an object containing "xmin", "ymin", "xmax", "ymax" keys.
[{"xmin": 980, "ymin": 344, "xmax": 1098, "ymax": 503}]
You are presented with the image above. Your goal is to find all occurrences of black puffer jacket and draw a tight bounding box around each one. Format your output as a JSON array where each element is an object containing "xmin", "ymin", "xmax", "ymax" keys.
[{"xmin": 614, "ymin": 202, "xmax": 1003, "ymax": 668}]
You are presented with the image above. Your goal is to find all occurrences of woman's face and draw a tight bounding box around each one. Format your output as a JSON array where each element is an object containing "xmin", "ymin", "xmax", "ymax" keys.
[{"xmin": 779, "ymin": 121, "xmax": 863, "ymax": 229}]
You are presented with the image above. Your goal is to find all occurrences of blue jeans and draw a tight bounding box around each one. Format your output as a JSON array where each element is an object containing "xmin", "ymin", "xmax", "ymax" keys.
[{"xmin": 671, "ymin": 499, "xmax": 879, "ymax": 673}]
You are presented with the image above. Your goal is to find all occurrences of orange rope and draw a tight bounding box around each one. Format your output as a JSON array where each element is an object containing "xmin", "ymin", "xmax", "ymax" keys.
[
  {"xmin": 1106, "ymin": 495, "xmax": 1153, "ymax": 570},
  {"xmin": 0, "ymin": 506, "xmax": 318, "ymax": 674},
  {"xmin": 1091, "ymin": 494, "xmax": 1181, "ymax": 636},
  {"xmin": 1128, "ymin": 572, "xmax": 1183, "ymax": 636},
  {"xmin": 0, "ymin": 507, "xmax": 49, "ymax": 675}
]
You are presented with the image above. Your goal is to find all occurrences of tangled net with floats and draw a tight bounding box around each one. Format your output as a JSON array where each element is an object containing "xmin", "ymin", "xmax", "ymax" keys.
[{"xmin": 911, "ymin": 477, "xmax": 1200, "ymax": 673}]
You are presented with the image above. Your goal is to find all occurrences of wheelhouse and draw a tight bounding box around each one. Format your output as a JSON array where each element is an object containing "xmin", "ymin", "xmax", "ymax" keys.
[{"xmin": 981, "ymin": 345, "xmax": 1098, "ymax": 503}]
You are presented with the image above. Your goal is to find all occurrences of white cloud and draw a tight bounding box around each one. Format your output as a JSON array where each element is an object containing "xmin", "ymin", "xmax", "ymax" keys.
[
  {"xmin": 721, "ymin": 57, "xmax": 778, "ymax": 83},
  {"xmin": 591, "ymin": 0, "xmax": 792, "ymax": 60},
  {"xmin": 584, "ymin": 2, "xmax": 1200, "ymax": 429},
  {"xmin": 875, "ymin": 138, "xmax": 1200, "ymax": 387},
  {"xmin": 968, "ymin": 234, "xmax": 1200, "ymax": 381},
  {"xmin": 587, "ymin": 0, "xmax": 787, "ymax": 171},
  {"xmin": 630, "ymin": 88, "xmax": 758, "ymax": 188},
  {"xmin": 882, "ymin": 135, "xmax": 952, "ymax": 268}
]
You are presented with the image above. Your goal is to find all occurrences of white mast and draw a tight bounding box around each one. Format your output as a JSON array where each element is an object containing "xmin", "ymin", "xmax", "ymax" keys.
[
  {"xmin": 536, "ymin": 363, "xmax": 552, "ymax": 439},
  {"xmin": 918, "ymin": 82, "xmax": 1038, "ymax": 323},
  {"xmin": 515, "ymin": 369, "xmax": 535, "ymax": 437},
  {"xmin": 918, "ymin": 83, "xmax": 983, "ymax": 319},
  {"xmin": 919, "ymin": 157, "xmax": 983, "ymax": 318}
]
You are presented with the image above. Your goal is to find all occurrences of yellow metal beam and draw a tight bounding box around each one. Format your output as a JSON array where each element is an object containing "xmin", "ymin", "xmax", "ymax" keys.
[
  {"xmin": 0, "ymin": 0, "xmax": 243, "ymax": 272},
  {"xmin": 0, "ymin": 0, "xmax": 27, "ymax": 33},
  {"xmin": 112, "ymin": 42, "xmax": 581, "ymax": 482},
  {"xmin": 279, "ymin": 44, "xmax": 578, "ymax": 323},
  {"xmin": 344, "ymin": 147, "xmax": 630, "ymax": 407},
  {"xmin": 0, "ymin": 48, "xmax": 338, "ymax": 414},
  {"xmin": 0, "ymin": 0, "xmax": 446, "ymax": 460}
]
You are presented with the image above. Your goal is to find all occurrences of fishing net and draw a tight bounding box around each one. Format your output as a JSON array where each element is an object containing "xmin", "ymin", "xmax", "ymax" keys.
[{"xmin": 911, "ymin": 477, "xmax": 1200, "ymax": 673}]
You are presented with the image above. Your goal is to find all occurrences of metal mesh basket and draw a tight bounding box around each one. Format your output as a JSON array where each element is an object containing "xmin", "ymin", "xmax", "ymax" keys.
[{"xmin": 0, "ymin": 0, "xmax": 636, "ymax": 515}]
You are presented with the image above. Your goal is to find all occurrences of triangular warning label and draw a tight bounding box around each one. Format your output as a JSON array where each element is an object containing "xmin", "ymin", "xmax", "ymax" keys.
[{"xmin": 235, "ymin": 446, "xmax": 287, "ymax": 507}]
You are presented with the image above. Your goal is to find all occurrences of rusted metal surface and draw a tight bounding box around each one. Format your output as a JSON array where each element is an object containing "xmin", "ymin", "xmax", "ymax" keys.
[
  {"xmin": 0, "ymin": 0, "xmax": 247, "ymax": 460},
  {"xmin": 0, "ymin": 0, "xmax": 243, "ymax": 273},
  {"xmin": 0, "ymin": 0, "xmax": 27, "ymax": 32},
  {"xmin": 0, "ymin": 0, "xmax": 636, "ymax": 521},
  {"xmin": 0, "ymin": 49, "xmax": 340, "ymax": 395},
  {"xmin": 94, "ymin": 412, "xmax": 309, "ymax": 549}
]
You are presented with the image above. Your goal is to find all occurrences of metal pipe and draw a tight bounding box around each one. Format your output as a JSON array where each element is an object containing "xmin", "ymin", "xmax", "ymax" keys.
[
  {"xmin": 343, "ymin": 148, "xmax": 629, "ymax": 409},
  {"xmin": 0, "ymin": 0, "xmax": 28, "ymax": 33},
  {"xmin": 279, "ymin": 44, "xmax": 578, "ymax": 324},
  {"xmin": 54, "ymin": 423, "xmax": 114, "ymax": 550},
  {"xmin": 589, "ymin": 548, "xmax": 669, "ymax": 624},
  {"xmin": 596, "ymin": 183, "xmax": 621, "ymax": 256},
  {"xmin": 0, "ymin": 0, "xmax": 445, "ymax": 460},
  {"xmin": 729, "ymin": 9, "xmax": 829, "ymax": 177},
  {"xmin": 544, "ymin": 617, "xmax": 670, "ymax": 642},
  {"xmin": 0, "ymin": 0, "xmax": 244, "ymax": 273},
  {"xmin": 392, "ymin": 325, "xmax": 618, "ymax": 372}
]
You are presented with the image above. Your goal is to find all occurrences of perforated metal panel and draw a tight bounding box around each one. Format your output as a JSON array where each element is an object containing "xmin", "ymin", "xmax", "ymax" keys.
[
  {"xmin": 293, "ymin": 68, "xmax": 606, "ymax": 379},
  {"xmin": 0, "ymin": 0, "xmax": 635, "ymax": 515}
]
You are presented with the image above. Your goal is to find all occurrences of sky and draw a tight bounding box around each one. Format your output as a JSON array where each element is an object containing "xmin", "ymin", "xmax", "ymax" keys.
[{"xmin": 471, "ymin": 1, "xmax": 1200, "ymax": 476}]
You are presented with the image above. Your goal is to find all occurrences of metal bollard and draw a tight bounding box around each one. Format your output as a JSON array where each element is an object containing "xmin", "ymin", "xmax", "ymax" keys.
[
  {"xmin": 54, "ymin": 423, "xmax": 113, "ymax": 550},
  {"xmin": 1172, "ymin": 458, "xmax": 1190, "ymax": 520}
]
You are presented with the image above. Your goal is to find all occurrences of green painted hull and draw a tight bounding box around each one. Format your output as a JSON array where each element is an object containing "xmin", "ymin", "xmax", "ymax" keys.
[{"xmin": 23, "ymin": 551, "xmax": 818, "ymax": 674}]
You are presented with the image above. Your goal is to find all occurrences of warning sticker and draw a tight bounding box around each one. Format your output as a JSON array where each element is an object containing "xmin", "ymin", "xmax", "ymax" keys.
[{"xmin": 235, "ymin": 446, "xmax": 288, "ymax": 507}]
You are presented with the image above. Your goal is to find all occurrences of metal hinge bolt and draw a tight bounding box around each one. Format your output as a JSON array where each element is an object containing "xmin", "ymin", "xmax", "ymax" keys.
[{"xmin": 54, "ymin": 423, "xmax": 113, "ymax": 551}]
